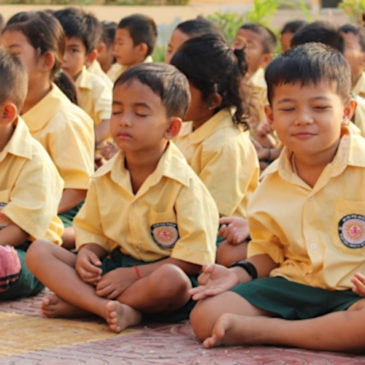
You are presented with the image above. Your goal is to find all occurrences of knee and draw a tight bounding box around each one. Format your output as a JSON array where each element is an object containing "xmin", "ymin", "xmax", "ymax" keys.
[
  {"xmin": 25, "ymin": 240, "xmax": 53, "ymax": 271},
  {"xmin": 190, "ymin": 299, "xmax": 215, "ymax": 341},
  {"xmin": 148, "ymin": 264, "xmax": 190, "ymax": 300}
]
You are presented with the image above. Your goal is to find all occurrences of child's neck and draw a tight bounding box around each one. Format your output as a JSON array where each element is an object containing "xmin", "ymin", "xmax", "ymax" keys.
[
  {"xmin": 22, "ymin": 79, "xmax": 52, "ymax": 114},
  {"xmin": 0, "ymin": 122, "xmax": 15, "ymax": 152},
  {"xmin": 125, "ymin": 143, "xmax": 168, "ymax": 194}
]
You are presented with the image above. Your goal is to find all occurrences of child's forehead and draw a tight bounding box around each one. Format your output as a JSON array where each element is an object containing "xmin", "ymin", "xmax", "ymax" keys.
[
  {"xmin": 116, "ymin": 27, "xmax": 132, "ymax": 39},
  {"xmin": 272, "ymin": 79, "xmax": 339, "ymax": 97},
  {"xmin": 114, "ymin": 79, "xmax": 163, "ymax": 104},
  {"xmin": 65, "ymin": 36, "xmax": 87, "ymax": 50}
]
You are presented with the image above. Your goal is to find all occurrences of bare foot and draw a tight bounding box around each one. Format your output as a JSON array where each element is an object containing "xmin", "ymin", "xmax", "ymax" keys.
[
  {"xmin": 105, "ymin": 301, "xmax": 141, "ymax": 333},
  {"xmin": 41, "ymin": 293, "xmax": 88, "ymax": 318},
  {"xmin": 202, "ymin": 313, "xmax": 261, "ymax": 348}
]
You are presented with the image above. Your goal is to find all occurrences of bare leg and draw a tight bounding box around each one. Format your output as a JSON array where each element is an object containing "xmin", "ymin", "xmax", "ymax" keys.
[
  {"xmin": 26, "ymin": 240, "xmax": 140, "ymax": 332},
  {"xmin": 61, "ymin": 227, "xmax": 76, "ymax": 250},
  {"xmin": 42, "ymin": 292, "xmax": 89, "ymax": 318},
  {"xmin": 216, "ymin": 241, "xmax": 248, "ymax": 267},
  {"xmin": 202, "ymin": 298, "xmax": 365, "ymax": 352}
]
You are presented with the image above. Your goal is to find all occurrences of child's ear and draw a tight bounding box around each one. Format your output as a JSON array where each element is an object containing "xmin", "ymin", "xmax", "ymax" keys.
[
  {"xmin": 0, "ymin": 102, "xmax": 17, "ymax": 125},
  {"xmin": 264, "ymin": 104, "xmax": 274, "ymax": 126},
  {"xmin": 136, "ymin": 42, "xmax": 148, "ymax": 58},
  {"xmin": 165, "ymin": 117, "xmax": 182, "ymax": 139},
  {"xmin": 97, "ymin": 42, "xmax": 106, "ymax": 55},
  {"xmin": 343, "ymin": 98, "xmax": 357, "ymax": 123},
  {"xmin": 209, "ymin": 92, "xmax": 222, "ymax": 110},
  {"xmin": 85, "ymin": 49, "xmax": 98, "ymax": 67},
  {"xmin": 41, "ymin": 51, "xmax": 55, "ymax": 72},
  {"xmin": 261, "ymin": 53, "xmax": 273, "ymax": 68}
]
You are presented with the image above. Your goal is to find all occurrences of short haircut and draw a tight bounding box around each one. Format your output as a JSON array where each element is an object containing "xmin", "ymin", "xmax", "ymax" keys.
[
  {"xmin": 291, "ymin": 21, "xmax": 344, "ymax": 53},
  {"xmin": 101, "ymin": 20, "xmax": 117, "ymax": 47},
  {"xmin": 280, "ymin": 19, "xmax": 308, "ymax": 35},
  {"xmin": 339, "ymin": 23, "xmax": 365, "ymax": 52},
  {"xmin": 118, "ymin": 14, "xmax": 157, "ymax": 56},
  {"xmin": 265, "ymin": 42, "xmax": 351, "ymax": 104},
  {"xmin": 176, "ymin": 17, "xmax": 224, "ymax": 39},
  {"xmin": 0, "ymin": 48, "xmax": 28, "ymax": 110},
  {"xmin": 4, "ymin": 11, "xmax": 65, "ymax": 80},
  {"xmin": 53, "ymin": 8, "xmax": 101, "ymax": 54},
  {"xmin": 115, "ymin": 63, "xmax": 190, "ymax": 119},
  {"xmin": 240, "ymin": 22, "xmax": 277, "ymax": 53}
]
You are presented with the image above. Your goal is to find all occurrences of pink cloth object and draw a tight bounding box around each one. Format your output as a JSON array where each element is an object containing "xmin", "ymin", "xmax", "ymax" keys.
[{"xmin": 0, "ymin": 246, "xmax": 21, "ymax": 292}]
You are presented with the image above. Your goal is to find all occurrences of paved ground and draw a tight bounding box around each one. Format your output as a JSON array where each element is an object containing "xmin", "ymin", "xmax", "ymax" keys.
[{"xmin": 0, "ymin": 289, "xmax": 364, "ymax": 364}]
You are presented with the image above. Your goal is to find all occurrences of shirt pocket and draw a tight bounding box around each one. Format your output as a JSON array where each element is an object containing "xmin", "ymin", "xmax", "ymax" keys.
[
  {"xmin": 334, "ymin": 198, "xmax": 365, "ymax": 252},
  {"xmin": 0, "ymin": 189, "xmax": 10, "ymax": 229},
  {"xmin": 149, "ymin": 208, "xmax": 180, "ymax": 249}
]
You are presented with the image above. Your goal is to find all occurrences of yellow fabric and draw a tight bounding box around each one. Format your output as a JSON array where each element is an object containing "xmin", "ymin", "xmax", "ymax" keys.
[
  {"xmin": 174, "ymin": 108, "xmax": 259, "ymax": 218},
  {"xmin": 76, "ymin": 66, "xmax": 112, "ymax": 126},
  {"xmin": 74, "ymin": 142, "xmax": 218, "ymax": 265},
  {"xmin": 88, "ymin": 60, "xmax": 113, "ymax": 89},
  {"xmin": 247, "ymin": 127, "xmax": 365, "ymax": 290},
  {"xmin": 352, "ymin": 71, "xmax": 365, "ymax": 99},
  {"xmin": 106, "ymin": 56, "xmax": 153, "ymax": 83},
  {"xmin": 0, "ymin": 118, "xmax": 63, "ymax": 244},
  {"xmin": 22, "ymin": 84, "xmax": 94, "ymax": 190}
]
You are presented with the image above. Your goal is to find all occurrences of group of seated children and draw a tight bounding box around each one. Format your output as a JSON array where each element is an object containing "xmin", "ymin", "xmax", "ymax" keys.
[{"xmin": 0, "ymin": 7, "xmax": 365, "ymax": 354}]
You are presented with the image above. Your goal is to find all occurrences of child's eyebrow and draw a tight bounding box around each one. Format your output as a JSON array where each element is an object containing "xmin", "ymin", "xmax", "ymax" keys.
[{"xmin": 112, "ymin": 100, "xmax": 151, "ymax": 109}]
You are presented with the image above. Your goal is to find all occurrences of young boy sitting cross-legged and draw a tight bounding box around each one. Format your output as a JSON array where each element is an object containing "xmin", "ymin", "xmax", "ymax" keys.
[{"xmin": 26, "ymin": 62, "xmax": 218, "ymax": 333}]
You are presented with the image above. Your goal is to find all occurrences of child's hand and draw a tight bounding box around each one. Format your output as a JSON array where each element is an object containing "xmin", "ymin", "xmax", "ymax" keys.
[
  {"xmin": 189, "ymin": 264, "xmax": 240, "ymax": 301},
  {"xmin": 218, "ymin": 217, "xmax": 249, "ymax": 245},
  {"xmin": 101, "ymin": 141, "xmax": 118, "ymax": 160},
  {"xmin": 351, "ymin": 272, "xmax": 365, "ymax": 297},
  {"xmin": 75, "ymin": 248, "xmax": 102, "ymax": 285},
  {"xmin": 96, "ymin": 267, "xmax": 136, "ymax": 299}
]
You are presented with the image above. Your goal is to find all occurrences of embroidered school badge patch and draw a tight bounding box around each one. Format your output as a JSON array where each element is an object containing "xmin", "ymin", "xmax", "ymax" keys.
[
  {"xmin": 338, "ymin": 214, "xmax": 365, "ymax": 248},
  {"xmin": 151, "ymin": 222, "xmax": 179, "ymax": 248}
]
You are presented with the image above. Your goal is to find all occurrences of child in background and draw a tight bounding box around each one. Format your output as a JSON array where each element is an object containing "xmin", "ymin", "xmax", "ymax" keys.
[
  {"xmin": 0, "ymin": 48, "xmax": 63, "ymax": 300},
  {"xmin": 1, "ymin": 11, "xmax": 94, "ymax": 248},
  {"xmin": 165, "ymin": 17, "xmax": 224, "ymax": 64},
  {"xmin": 280, "ymin": 19, "xmax": 307, "ymax": 53},
  {"xmin": 189, "ymin": 43, "xmax": 365, "ymax": 352},
  {"xmin": 53, "ymin": 8, "xmax": 112, "ymax": 145},
  {"xmin": 107, "ymin": 14, "xmax": 157, "ymax": 83},
  {"xmin": 171, "ymin": 34, "xmax": 259, "ymax": 267},
  {"xmin": 96, "ymin": 21, "xmax": 117, "ymax": 74},
  {"xmin": 26, "ymin": 63, "xmax": 218, "ymax": 333}
]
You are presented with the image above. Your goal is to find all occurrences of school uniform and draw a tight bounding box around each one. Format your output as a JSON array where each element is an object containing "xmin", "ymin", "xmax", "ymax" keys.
[
  {"xmin": 88, "ymin": 60, "xmax": 113, "ymax": 89},
  {"xmin": 351, "ymin": 74, "xmax": 365, "ymax": 137},
  {"xmin": 0, "ymin": 117, "xmax": 64, "ymax": 299},
  {"xmin": 22, "ymin": 83, "xmax": 94, "ymax": 191},
  {"xmin": 174, "ymin": 108, "xmax": 259, "ymax": 218},
  {"xmin": 76, "ymin": 66, "xmax": 112, "ymax": 126}
]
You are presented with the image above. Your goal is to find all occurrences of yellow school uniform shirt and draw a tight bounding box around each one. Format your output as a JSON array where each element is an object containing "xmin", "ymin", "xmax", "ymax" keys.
[
  {"xmin": 22, "ymin": 83, "xmax": 94, "ymax": 190},
  {"xmin": 74, "ymin": 142, "xmax": 218, "ymax": 265},
  {"xmin": 247, "ymin": 126, "xmax": 365, "ymax": 290},
  {"xmin": 353, "ymin": 71, "xmax": 365, "ymax": 99},
  {"xmin": 88, "ymin": 60, "xmax": 113, "ymax": 89},
  {"xmin": 106, "ymin": 56, "xmax": 153, "ymax": 83},
  {"xmin": 174, "ymin": 108, "xmax": 259, "ymax": 218},
  {"xmin": 0, "ymin": 117, "xmax": 63, "ymax": 244},
  {"xmin": 76, "ymin": 66, "xmax": 112, "ymax": 126},
  {"xmin": 350, "ymin": 74, "xmax": 365, "ymax": 136}
]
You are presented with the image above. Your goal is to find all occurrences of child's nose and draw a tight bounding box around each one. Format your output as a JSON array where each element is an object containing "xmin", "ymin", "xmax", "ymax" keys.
[{"xmin": 295, "ymin": 110, "xmax": 313, "ymax": 125}]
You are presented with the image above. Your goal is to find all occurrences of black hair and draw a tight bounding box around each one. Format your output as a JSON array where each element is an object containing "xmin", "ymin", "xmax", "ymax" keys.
[
  {"xmin": 101, "ymin": 20, "xmax": 117, "ymax": 47},
  {"xmin": 54, "ymin": 71, "xmax": 79, "ymax": 105},
  {"xmin": 118, "ymin": 14, "xmax": 157, "ymax": 56},
  {"xmin": 176, "ymin": 17, "xmax": 224, "ymax": 39},
  {"xmin": 0, "ymin": 48, "xmax": 28, "ymax": 110},
  {"xmin": 265, "ymin": 42, "xmax": 351, "ymax": 104},
  {"xmin": 339, "ymin": 23, "xmax": 365, "ymax": 52},
  {"xmin": 3, "ymin": 11, "xmax": 65, "ymax": 80},
  {"xmin": 115, "ymin": 63, "xmax": 190, "ymax": 119},
  {"xmin": 280, "ymin": 19, "xmax": 308, "ymax": 35},
  {"xmin": 291, "ymin": 21, "xmax": 344, "ymax": 53},
  {"xmin": 240, "ymin": 22, "xmax": 277, "ymax": 53},
  {"xmin": 53, "ymin": 8, "xmax": 101, "ymax": 54},
  {"xmin": 171, "ymin": 33, "xmax": 248, "ymax": 127}
]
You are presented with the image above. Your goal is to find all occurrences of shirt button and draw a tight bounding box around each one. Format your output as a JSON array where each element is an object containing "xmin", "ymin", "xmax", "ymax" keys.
[{"xmin": 310, "ymin": 243, "xmax": 317, "ymax": 249}]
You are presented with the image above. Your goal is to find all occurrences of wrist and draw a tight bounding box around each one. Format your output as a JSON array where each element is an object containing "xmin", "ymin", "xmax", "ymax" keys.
[
  {"xmin": 230, "ymin": 266, "xmax": 251, "ymax": 284},
  {"xmin": 230, "ymin": 260, "xmax": 258, "ymax": 282}
]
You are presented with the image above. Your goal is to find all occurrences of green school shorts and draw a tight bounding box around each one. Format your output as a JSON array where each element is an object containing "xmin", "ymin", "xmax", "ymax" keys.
[
  {"xmin": 58, "ymin": 201, "xmax": 84, "ymax": 227},
  {"xmin": 231, "ymin": 277, "xmax": 362, "ymax": 320},
  {"xmin": 101, "ymin": 249, "xmax": 198, "ymax": 323},
  {"xmin": 0, "ymin": 245, "xmax": 44, "ymax": 300}
]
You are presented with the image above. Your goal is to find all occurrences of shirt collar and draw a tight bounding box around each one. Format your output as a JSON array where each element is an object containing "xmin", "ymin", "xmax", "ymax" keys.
[
  {"xmin": 22, "ymin": 83, "xmax": 64, "ymax": 133},
  {"xmin": 76, "ymin": 66, "xmax": 93, "ymax": 90},
  {"xmin": 0, "ymin": 117, "xmax": 33, "ymax": 162}
]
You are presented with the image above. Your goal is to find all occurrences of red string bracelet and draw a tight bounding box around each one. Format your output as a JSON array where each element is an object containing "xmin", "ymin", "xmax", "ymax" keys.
[{"xmin": 133, "ymin": 265, "xmax": 141, "ymax": 280}]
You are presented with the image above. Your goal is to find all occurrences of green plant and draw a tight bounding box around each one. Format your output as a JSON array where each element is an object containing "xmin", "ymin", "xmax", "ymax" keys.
[
  {"xmin": 338, "ymin": 0, "xmax": 365, "ymax": 24},
  {"xmin": 152, "ymin": 44, "xmax": 167, "ymax": 62},
  {"xmin": 207, "ymin": 12, "xmax": 245, "ymax": 44},
  {"xmin": 245, "ymin": 0, "xmax": 282, "ymax": 25}
]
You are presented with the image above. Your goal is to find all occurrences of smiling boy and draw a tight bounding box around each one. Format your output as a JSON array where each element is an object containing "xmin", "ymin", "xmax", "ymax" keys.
[
  {"xmin": 26, "ymin": 63, "xmax": 218, "ymax": 333},
  {"xmin": 188, "ymin": 43, "xmax": 365, "ymax": 352}
]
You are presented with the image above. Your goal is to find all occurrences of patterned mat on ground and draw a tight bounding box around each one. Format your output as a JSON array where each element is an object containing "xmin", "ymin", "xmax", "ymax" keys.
[{"xmin": 0, "ymin": 289, "xmax": 364, "ymax": 364}]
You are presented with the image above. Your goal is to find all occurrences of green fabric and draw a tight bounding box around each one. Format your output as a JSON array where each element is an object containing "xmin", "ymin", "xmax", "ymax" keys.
[
  {"xmin": 0, "ymin": 248, "xmax": 44, "ymax": 300},
  {"xmin": 101, "ymin": 249, "xmax": 198, "ymax": 322},
  {"xmin": 231, "ymin": 277, "xmax": 362, "ymax": 320},
  {"xmin": 59, "ymin": 201, "xmax": 84, "ymax": 227}
]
